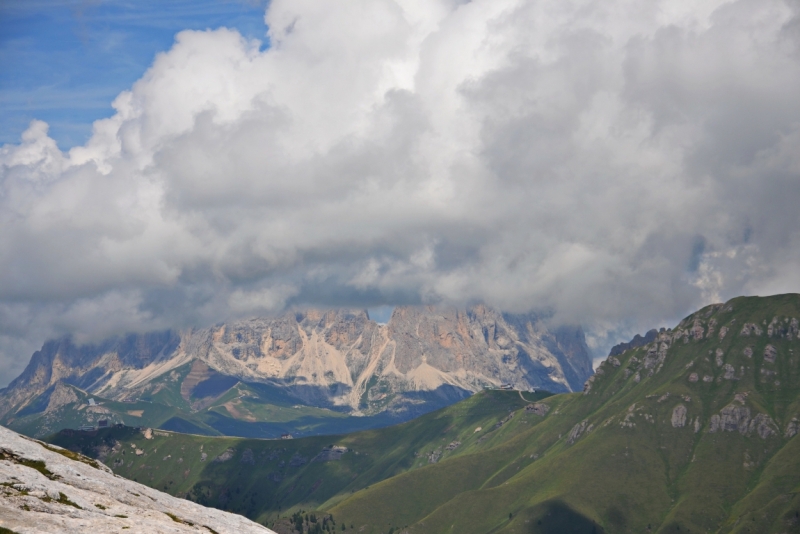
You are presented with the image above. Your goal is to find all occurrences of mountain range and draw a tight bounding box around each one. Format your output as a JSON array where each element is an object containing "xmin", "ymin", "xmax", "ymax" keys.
[
  {"xmin": 44, "ymin": 293, "xmax": 800, "ymax": 533},
  {"xmin": 0, "ymin": 305, "xmax": 593, "ymax": 438}
]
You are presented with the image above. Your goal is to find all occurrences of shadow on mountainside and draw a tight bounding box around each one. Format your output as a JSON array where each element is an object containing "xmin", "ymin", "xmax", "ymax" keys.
[{"xmin": 523, "ymin": 500, "xmax": 605, "ymax": 534}]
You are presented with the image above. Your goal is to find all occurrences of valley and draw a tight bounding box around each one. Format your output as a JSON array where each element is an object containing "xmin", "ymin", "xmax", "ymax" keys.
[
  {"xmin": 44, "ymin": 293, "xmax": 800, "ymax": 533},
  {"xmin": 48, "ymin": 389, "xmax": 543, "ymax": 531}
]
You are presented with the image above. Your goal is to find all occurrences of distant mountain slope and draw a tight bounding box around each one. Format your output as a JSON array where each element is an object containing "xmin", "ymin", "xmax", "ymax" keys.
[
  {"xmin": 50, "ymin": 293, "xmax": 800, "ymax": 534},
  {"xmin": 0, "ymin": 424, "xmax": 273, "ymax": 533},
  {"xmin": 0, "ymin": 305, "xmax": 592, "ymax": 437}
]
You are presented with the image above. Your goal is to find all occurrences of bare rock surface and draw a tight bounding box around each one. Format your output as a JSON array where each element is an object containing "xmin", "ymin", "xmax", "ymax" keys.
[
  {"xmin": 715, "ymin": 349, "xmax": 724, "ymax": 367},
  {"xmin": 671, "ymin": 405, "xmax": 687, "ymax": 428},
  {"xmin": 608, "ymin": 329, "xmax": 658, "ymax": 356},
  {"xmin": 722, "ymin": 364, "xmax": 736, "ymax": 380},
  {"xmin": 311, "ymin": 445, "xmax": 348, "ymax": 462},
  {"xmin": 524, "ymin": 403, "xmax": 550, "ymax": 416},
  {"xmin": 785, "ymin": 418, "xmax": 799, "ymax": 438},
  {"xmin": 0, "ymin": 424, "xmax": 274, "ymax": 534},
  {"xmin": 690, "ymin": 320, "xmax": 704, "ymax": 340},
  {"xmin": 718, "ymin": 326, "xmax": 728, "ymax": 340},
  {"xmin": 0, "ymin": 305, "xmax": 593, "ymax": 422},
  {"xmin": 566, "ymin": 420, "xmax": 591, "ymax": 444},
  {"xmin": 707, "ymin": 404, "xmax": 778, "ymax": 438},
  {"xmin": 740, "ymin": 323, "xmax": 763, "ymax": 336},
  {"xmin": 750, "ymin": 414, "xmax": 778, "ymax": 439}
]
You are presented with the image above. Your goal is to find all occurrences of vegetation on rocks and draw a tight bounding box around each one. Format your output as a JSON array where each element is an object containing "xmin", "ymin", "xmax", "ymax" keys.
[{"xmin": 46, "ymin": 294, "xmax": 800, "ymax": 533}]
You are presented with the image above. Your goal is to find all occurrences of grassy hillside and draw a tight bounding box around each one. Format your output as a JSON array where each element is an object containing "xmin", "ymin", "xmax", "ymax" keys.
[
  {"xmin": 324, "ymin": 294, "xmax": 800, "ymax": 534},
  {"xmin": 47, "ymin": 389, "xmax": 544, "ymax": 527},
  {"xmin": 46, "ymin": 294, "xmax": 800, "ymax": 533}
]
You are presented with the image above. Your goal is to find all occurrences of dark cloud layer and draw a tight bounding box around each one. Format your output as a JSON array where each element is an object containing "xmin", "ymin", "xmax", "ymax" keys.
[{"xmin": 2, "ymin": 0, "xmax": 800, "ymax": 384}]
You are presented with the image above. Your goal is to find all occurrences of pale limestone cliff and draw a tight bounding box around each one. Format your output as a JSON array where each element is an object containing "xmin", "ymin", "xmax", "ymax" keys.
[
  {"xmin": 0, "ymin": 424, "xmax": 273, "ymax": 533},
  {"xmin": 0, "ymin": 306, "xmax": 593, "ymax": 419}
]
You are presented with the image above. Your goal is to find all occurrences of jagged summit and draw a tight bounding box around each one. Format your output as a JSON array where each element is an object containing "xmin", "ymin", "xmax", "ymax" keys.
[
  {"xmin": 0, "ymin": 305, "xmax": 592, "ymax": 437},
  {"xmin": 608, "ymin": 328, "xmax": 659, "ymax": 357}
]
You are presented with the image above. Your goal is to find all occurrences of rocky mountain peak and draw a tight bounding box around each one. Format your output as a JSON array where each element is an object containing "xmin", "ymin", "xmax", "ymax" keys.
[{"xmin": 1, "ymin": 305, "xmax": 593, "ymax": 435}]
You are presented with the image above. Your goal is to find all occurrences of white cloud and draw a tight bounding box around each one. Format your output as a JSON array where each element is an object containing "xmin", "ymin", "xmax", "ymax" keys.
[{"xmin": 1, "ymin": 0, "xmax": 800, "ymax": 384}]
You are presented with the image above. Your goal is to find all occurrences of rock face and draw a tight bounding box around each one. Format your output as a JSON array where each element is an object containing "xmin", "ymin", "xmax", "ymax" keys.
[
  {"xmin": 608, "ymin": 329, "xmax": 658, "ymax": 357},
  {"xmin": 0, "ymin": 424, "xmax": 273, "ymax": 534},
  {"xmin": 740, "ymin": 323, "xmax": 763, "ymax": 336},
  {"xmin": 786, "ymin": 419, "xmax": 799, "ymax": 438},
  {"xmin": 0, "ymin": 305, "xmax": 593, "ymax": 420},
  {"xmin": 45, "ymin": 382, "xmax": 79, "ymax": 413},
  {"xmin": 708, "ymin": 404, "xmax": 778, "ymax": 438},
  {"xmin": 718, "ymin": 326, "xmax": 728, "ymax": 340},
  {"xmin": 566, "ymin": 419, "xmax": 592, "ymax": 444},
  {"xmin": 722, "ymin": 364, "xmax": 736, "ymax": 380},
  {"xmin": 671, "ymin": 405, "xmax": 687, "ymax": 428},
  {"xmin": 525, "ymin": 403, "xmax": 551, "ymax": 416}
]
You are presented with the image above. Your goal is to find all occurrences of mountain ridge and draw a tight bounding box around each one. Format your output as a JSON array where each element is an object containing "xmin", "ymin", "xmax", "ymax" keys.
[
  {"xmin": 49, "ymin": 293, "xmax": 800, "ymax": 533},
  {"xmin": 0, "ymin": 304, "xmax": 592, "ymax": 437}
]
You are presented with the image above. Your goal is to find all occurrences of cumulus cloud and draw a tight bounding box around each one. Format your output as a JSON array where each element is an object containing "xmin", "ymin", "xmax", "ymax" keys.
[{"xmin": 2, "ymin": 0, "xmax": 800, "ymax": 383}]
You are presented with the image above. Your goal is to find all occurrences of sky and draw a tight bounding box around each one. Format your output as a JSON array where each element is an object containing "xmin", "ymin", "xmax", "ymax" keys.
[
  {"xmin": 1, "ymin": 0, "xmax": 800, "ymax": 386},
  {"xmin": 1, "ymin": 0, "xmax": 269, "ymax": 149}
]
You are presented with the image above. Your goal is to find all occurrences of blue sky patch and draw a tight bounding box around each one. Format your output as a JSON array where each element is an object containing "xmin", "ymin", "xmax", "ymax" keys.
[{"xmin": 0, "ymin": 0, "xmax": 269, "ymax": 149}]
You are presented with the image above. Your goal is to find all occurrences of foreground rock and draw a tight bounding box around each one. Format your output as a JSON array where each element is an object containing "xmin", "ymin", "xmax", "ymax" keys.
[{"xmin": 0, "ymin": 425, "xmax": 273, "ymax": 534}]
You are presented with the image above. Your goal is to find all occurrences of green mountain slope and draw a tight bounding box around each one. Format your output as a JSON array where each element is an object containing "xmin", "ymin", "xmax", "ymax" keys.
[
  {"xmin": 46, "ymin": 389, "xmax": 543, "ymax": 527},
  {"xmin": 325, "ymin": 294, "xmax": 800, "ymax": 534},
  {"xmin": 46, "ymin": 294, "xmax": 800, "ymax": 533}
]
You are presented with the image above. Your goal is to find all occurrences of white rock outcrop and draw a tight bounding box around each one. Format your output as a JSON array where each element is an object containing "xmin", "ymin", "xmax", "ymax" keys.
[
  {"xmin": 671, "ymin": 405, "xmax": 687, "ymax": 428},
  {"xmin": 707, "ymin": 405, "xmax": 778, "ymax": 439},
  {"xmin": 0, "ymin": 425, "xmax": 274, "ymax": 534},
  {"xmin": 566, "ymin": 420, "xmax": 592, "ymax": 444},
  {"xmin": 763, "ymin": 345, "xmax": 777, "ymax": 363},
  {"xmin": 740, "ymin": 323, "xmax": 763, "ymax": 336},
  {"xmin": 722, "ymin": 364, "xmax": 736, "ymax": 380},
  {"xmin": 785, "ymin": 418, "xmax": 799, "ymax": 438}
]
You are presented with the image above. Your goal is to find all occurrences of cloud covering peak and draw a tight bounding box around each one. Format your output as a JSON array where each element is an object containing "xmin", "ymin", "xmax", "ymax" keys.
[{"xmin": 2, "ymin": 0, "xmax": 800, "ymax": 383}]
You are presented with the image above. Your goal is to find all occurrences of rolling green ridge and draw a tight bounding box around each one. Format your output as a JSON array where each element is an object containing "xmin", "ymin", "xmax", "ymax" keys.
[
  {"xmin": 46, "ymin": 294, "xmax": 800, "ymax": 533},
  {"xmin": 47, "ymin": 389, "xmax": 543, "ymax": 527}
]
